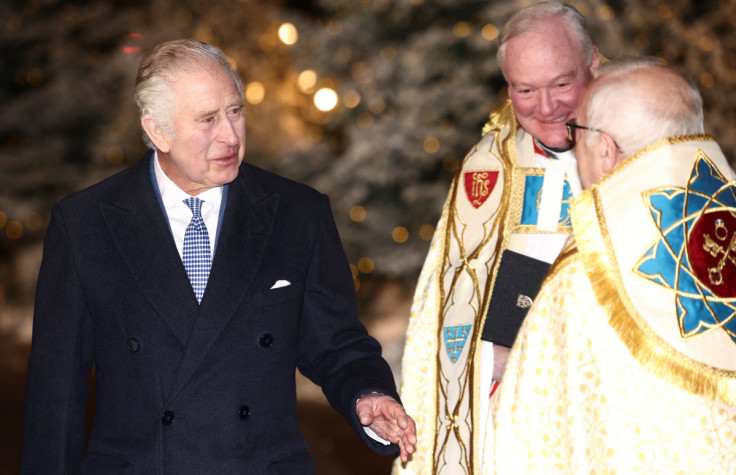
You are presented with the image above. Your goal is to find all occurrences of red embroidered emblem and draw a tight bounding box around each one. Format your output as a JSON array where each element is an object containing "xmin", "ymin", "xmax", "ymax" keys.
[
  {"xmin": 687, "ymin": 210, "xmax": 736, "ymax": 298},
  {"xmin": 464, "ymin": 171, "xmax": 499, "ymax": 209}
]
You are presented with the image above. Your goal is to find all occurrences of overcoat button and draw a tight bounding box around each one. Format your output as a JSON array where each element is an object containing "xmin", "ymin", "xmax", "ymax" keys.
[
  {"xmin": 259, "ymin": 334, "xmax": 274, "ymax": 348},
  {"xmin": 127, "ymin": 338, "xmax": 140, "ymax": 353},
  {"xmin": 238, "ymin": 405, "xmax": 250, "ymax": 419},
  {"xmin": 161, "ymin": 410, "xmax": 175, "ymax": 426}
]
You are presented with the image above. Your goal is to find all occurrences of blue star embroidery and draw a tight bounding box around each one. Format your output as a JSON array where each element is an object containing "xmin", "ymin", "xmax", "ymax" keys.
[{"xmin": 634, "ymin": 151, "xmax": 736, "ymax": 344}]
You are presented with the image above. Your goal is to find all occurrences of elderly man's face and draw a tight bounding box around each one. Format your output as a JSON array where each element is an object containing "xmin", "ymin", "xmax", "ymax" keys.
[
  {"xmin": 505, "ymin": 21, "xmax": 595, "ymax": 150},
  {"xmin": 158, "ymin": 65, "xmax": 245, "ymax": 195}
]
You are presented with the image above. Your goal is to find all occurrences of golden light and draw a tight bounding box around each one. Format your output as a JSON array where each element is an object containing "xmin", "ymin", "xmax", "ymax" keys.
[
  {"xmin": 6, "ymin": 221, "xmax": 23, "ymax": 239},
  {"xmin": 596, "ymin": 5, "xmax": 615, "ymax": 21},
  {"xmin": 356, "ymin": 112, "xmax": 373, "ymax": 129},
  {"xmin": 369, "ymin": 97, "xmax": 385, "ymax": 114},
  {"xmin": 297, "ymin": 70, "xmax": 317, "ymax": 93},
  {"xmin": 0, "ymin": 211, "xmax": 7, "ymax": 228},
  {"xmin": 419, "ymin": 224, "xmax": 435, "ymax": 240},
  {"xmin": 25, "ymin": 212, "xmax": 44, "ymax": 231},
  {"xmin": 699, "ymin": 36, "xmax": 714, "ymax": 52},
  {"xmin": 349, "ymin": 205, "xmax": 367, "ymax": 222},
  {"xmin": 278, "ymin": 23, "xmax": 298, "ymax": 45},
  {"xmin": 106, "ymin": 146, "xmax": 124, "ymax": 164},
  {"xmin": 343, "ymin": 90, "xmax": 361, "ymax": 108},
  {"xmin": 657, "ymin": 3, "xmax": 673, "ymax": 19},
  {"xmin": 453, "ymin": 21, "xmax": 471, "ymax": 39},
  {"xmin": 350, "ymin": 264, "xmax": 358, "ymax": 278},
  {"xmin": 392, "ymin": 226, "xmax": 409, "ymax": 243},
  {"xmin": 314, "ymin": 87, "xmax": 338, "ymax": 112},
  {"xmin": 481, "ymin": 24, "xmax": 499, "ymax": 41},
  {"xmin": 358, "ymin": 257, "xmax": 375, "ymax": 274},
  {"xmin": 424, "ymin": 137, "xmax": 440, "ymax": 154},
  {"xmin": 26, "ymin": 68, "xmax": 43, "ymax": 87},
  {"xmin": 700, "ymin": 72, "xmax": 715, "ymax": 89},
  {"xmin": 194, "ymin": 26, "xmax": 213, "ymax": 45},
  {"xmin": 245, "ymin": 81, "xmax": 265, "ymax": 104},
  {"xmin": 628, "ymin": 12, "xmax": 644, "ymax": 28}
]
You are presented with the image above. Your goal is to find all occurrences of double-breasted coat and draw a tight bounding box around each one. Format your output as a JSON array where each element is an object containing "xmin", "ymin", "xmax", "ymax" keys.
[{"xmin": 21, "ymin": 152, "xmax": 400, "ymax": 474}]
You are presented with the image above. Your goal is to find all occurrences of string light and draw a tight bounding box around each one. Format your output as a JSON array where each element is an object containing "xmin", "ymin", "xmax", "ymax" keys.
[
  {"xmin": 314, "ymin": 88, "xmax": 338, "ymax": 112},
  {"xmin": 245, "ymin": 81, "xmax": 265, "ymax": 104},
  {"xmin": 297, "ymin": 70, "xmax": 317, "ymax": 93},
  {"xmin": 278, "ymin": 22, "xmax": 298, "ymax": 45}
]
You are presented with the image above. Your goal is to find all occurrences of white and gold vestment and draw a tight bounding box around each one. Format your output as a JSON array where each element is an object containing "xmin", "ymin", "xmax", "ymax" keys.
[
  {"xmin": 488, "ymin": 136, "xmax": 736, "ymax": 473},
  {"xmin": 395, "ymin": 101, "xmax": 581, "ymax": 474}
]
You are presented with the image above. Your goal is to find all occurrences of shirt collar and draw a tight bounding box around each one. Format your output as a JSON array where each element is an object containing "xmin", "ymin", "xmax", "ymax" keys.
[{"xmin": 153, "ymin": 151, "xmax": 223, "ymax": 211}]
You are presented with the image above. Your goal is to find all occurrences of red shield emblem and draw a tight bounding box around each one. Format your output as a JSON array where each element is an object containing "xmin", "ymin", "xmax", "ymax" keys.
[
  {"xmin": 464, "ymin": 171, "xmax": 499, "ymax": 209},
  {"xmin": 687, "ymin": 209, "xmax": 736, "ymax": 298}
]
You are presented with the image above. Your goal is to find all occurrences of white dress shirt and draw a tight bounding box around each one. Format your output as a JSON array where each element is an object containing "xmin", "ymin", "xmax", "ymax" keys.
[{"xmin": 153, "ymin": 152, "xmax": 223, "ymax": 259}]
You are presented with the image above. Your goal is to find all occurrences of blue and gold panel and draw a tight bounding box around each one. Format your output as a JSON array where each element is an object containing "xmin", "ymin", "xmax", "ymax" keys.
[
  {"xmin": 635, "ymin": 152, "xmax": 736, "ymax": 344},
  {"xmin": 443, "ymin": 325, "xmax": 472, "ymax": 364},
  {"xmin": 520, "ymin": 175, "xmax": 573, "ymax": 228}
]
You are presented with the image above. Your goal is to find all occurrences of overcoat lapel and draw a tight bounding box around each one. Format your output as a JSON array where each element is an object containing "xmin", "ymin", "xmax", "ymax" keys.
[
  {"xmin": 100, "ymin": 154, "xmax": 198, "ymax": 345},
  {"xmin": 167, "ymin": 165, "xmax": 279, "ymax": 404}
]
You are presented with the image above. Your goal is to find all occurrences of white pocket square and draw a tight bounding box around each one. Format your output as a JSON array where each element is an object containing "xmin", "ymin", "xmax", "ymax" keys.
[{"xmin": 270, "ymin": 280, "xmax": 291, "ymax": 289}]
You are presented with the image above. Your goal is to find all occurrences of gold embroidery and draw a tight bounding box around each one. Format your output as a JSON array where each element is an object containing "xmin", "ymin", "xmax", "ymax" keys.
[{"xmin": 572, "ymin": 141, "xmax": 736, "ymax": 405}]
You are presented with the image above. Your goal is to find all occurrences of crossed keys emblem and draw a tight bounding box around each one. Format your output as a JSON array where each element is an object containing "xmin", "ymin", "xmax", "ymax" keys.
[
  {"xmin": 635, "ymin": 151, "xmax": 736, "ymax": 342},
  {"xmin": 701, "ymin": 217, "xmax": 736, "ymax": 288}
]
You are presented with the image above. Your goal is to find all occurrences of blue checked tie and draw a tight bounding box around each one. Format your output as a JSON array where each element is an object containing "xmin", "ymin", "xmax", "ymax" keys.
[{"xmin": 182, "ymin": 197, "xmax": 211, "ymax": 303}]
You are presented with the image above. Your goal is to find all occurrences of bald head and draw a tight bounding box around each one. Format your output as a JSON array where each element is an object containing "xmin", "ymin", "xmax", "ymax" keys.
[{"xmin": 574, "ymin": 57, "xmax": 703, "ymax": 188}]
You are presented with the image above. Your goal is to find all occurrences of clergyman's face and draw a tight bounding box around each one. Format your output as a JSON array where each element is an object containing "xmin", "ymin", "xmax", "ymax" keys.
[
  {"xmin": 158, "ymin": 64, "xmax": 245, "ymax": 195},
  {"xmin": 504, "ymin": 21, "xmax": 595, "ymax": 149}
]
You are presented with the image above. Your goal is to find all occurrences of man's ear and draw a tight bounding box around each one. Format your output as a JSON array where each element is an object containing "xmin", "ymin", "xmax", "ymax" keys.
[
  {"xmin": 590, "ymin": 45, "xmax": 600, "ymax": 77},
  {"xmin": 599, "ymin": 132, "xmax": 620, "ymax": 175},
  {"xmin": 141, "ymin": 115, "xmax": 171, "ymax": 153}
]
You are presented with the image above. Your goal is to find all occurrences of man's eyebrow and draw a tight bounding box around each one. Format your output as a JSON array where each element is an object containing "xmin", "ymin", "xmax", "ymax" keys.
[
  {"xmin": 195, "ymin": 108, "xmax": 219, "ymax": 120},
  {"xmin": 548, "ymin": 71, "xmax": 578, "ymax": 83},
  {"xmin": 510, "ymin": 71, "xmax": 578, "ymax": 89}
]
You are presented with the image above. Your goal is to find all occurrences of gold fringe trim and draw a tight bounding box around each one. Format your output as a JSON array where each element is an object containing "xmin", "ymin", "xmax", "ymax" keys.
[{"xmin": 572, "ymin": 188, "xmax": 736, "ymax": 406}]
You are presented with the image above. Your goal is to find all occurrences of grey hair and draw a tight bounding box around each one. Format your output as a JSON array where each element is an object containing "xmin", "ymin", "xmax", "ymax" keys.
[
  {"xmin": 585, "ymin": 56, "xmax": 704, "ymax": 157},
  {"xmin": 135, "ymin": 39, "xmax": 244, "ymax": 149},
  {"xmin": 496, "ymin": 2, "xmax": 594, "ymax": 76}
]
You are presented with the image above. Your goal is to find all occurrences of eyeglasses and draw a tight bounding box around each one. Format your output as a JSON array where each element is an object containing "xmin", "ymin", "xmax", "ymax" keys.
[{"xmin": 566, "ymin": 119, "xmax": 623, "ymax": 153}]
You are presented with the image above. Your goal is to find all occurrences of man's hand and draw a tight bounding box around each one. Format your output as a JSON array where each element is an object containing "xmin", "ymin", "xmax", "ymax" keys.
[
  {"xmin": 493, "ymin": 345, "xmax": 511, "ymax": 382},
  {"xmin": 356, "ymin": 394, "xmax": 417, "ymax": 463}
]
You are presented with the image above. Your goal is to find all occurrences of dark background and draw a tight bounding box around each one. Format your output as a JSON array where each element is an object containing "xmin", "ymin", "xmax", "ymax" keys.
[{"xmin": 1, "ymin": 0, "xmax": 735, "ymax": 473}]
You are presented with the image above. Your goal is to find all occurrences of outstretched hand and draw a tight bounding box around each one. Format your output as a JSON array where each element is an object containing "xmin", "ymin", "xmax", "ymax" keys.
[{"xmin": 356, "ymin": 394, "xmax": 417, "ymax": 463}]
